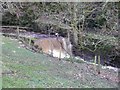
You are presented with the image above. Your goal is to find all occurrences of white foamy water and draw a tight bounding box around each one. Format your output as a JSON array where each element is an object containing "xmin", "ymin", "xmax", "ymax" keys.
[
  {"xmin": 102, "ymin": 66, "xmax": 118, "ymax": 72},
  {"xmin": 48, "ymin": 50, "xmax": 70, "ymax": 58},
  {"xmin": 75, "ymin": 56, "xmax": 119, "ymax": 72}
]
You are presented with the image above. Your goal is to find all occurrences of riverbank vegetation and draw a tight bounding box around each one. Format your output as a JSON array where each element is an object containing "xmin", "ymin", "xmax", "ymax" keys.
[{"xmin": 1, "ymin": 2, "xmax": 120, "ymax": 88}]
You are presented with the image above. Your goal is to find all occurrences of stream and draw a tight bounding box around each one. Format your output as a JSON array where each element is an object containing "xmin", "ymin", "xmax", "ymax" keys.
[
  {"xmin": 20, "ymin": 31, "xmax": 120, "ymax": 68},
  {"xmin": 73, "ymin": 49, "xmax": 120, "ymax": 68},
  {"xmin": 2, "ymin": 29, "xmax": 119, "ymax": 68}
]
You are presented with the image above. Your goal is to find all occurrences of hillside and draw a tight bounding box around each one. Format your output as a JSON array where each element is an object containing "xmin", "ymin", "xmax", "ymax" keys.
[{"xmin": 1, "ymin": 36, "xmax": 118, "ymax": 88}]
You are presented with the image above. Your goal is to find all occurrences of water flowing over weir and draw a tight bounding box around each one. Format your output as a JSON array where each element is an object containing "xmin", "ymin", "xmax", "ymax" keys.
[{"xmin": 34, "ymin": 36, "xmax": 72, "ymax": 59}]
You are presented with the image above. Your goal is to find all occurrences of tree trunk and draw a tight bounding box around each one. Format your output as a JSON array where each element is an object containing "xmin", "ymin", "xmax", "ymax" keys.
[
  {"xmin": 67, "ymin": 30, "xmax": 70, "ymax": 42},
  {"xmin": 16, "ymin": 26, "xmax": 20, "ymax": 39},
  {"xmin": 73, "ymin": 2, "xmax": 78, "ymax": 46},
  {"xmin": 73, "ymin": 30, "xmax": 78, "ymax": 45}
]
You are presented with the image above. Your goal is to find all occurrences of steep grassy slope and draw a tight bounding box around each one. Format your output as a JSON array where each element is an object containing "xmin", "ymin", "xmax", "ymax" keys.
[{"xmin": 1, "ymin": 36, "xmax": 118, "ymax": 88}]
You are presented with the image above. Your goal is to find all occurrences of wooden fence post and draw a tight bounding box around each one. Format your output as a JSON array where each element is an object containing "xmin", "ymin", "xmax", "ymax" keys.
[
  {"xmin": 97, "ymin": 55, "xmax": 101, "ymax": 74},
  {"xmin": 94, "ymin": 55, "xmax": 97, "ymax": 68}
]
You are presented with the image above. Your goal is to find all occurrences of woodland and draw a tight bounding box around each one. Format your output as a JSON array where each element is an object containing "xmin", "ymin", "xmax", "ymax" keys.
[{"xmin": 1, "ymin": 2, "xmax": 120, "ymax": 88}]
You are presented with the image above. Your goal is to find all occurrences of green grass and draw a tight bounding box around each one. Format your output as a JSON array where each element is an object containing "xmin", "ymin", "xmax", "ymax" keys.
[
  {"xmin": 1, "ymin": 36, "xmax": 118, "ymax": 88},
  {"xmin": 1, "ymin": 36, "xmax": 86, "ymax": 88},
  {"xmin": 0, "ymin": 77, "xmax": 1, "ymax": 90}
]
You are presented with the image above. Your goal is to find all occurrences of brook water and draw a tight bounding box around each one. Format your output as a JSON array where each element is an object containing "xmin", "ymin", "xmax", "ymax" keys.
[{"xmin": 25, "ymin": 32, "xmax": 120, "ymax": 68}]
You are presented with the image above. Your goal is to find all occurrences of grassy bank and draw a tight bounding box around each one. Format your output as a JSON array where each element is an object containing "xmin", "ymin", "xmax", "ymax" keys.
[{"xmin": 1, "ymin": 36, "xmax": 118, "ymax": 88}]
